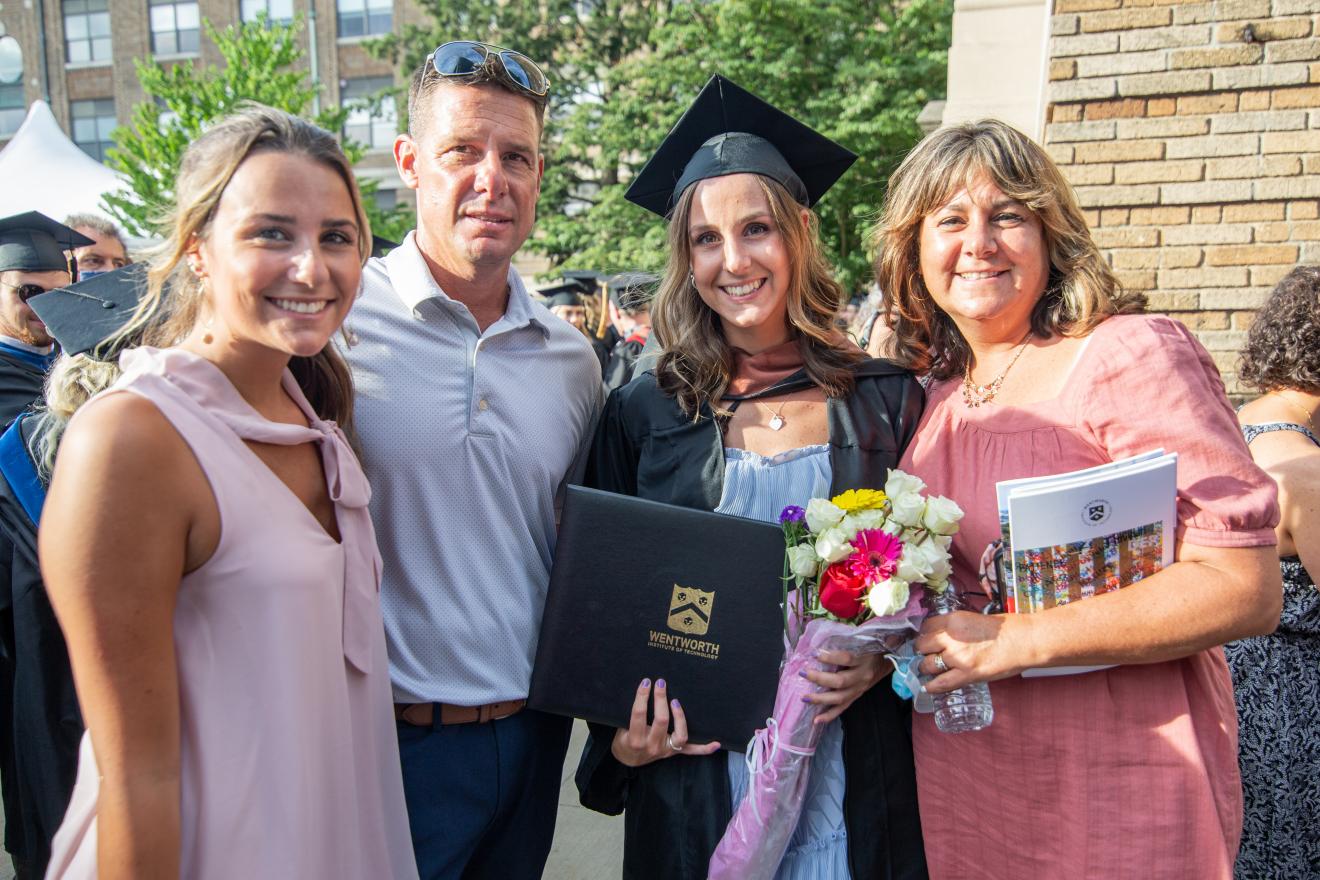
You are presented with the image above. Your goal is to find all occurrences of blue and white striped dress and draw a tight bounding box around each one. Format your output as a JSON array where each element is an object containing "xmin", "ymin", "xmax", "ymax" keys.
[{"xmin": 716, "ymin": 444, "xmax": 851, "ymax": 880}]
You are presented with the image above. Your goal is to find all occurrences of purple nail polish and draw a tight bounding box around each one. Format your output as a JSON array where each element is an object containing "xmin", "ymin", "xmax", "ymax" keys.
[
  {"xmin": 801, "ymin": 696, "xmax": 812, "ymax": 703},
  {"xmin": 656, "ymin": 678, "xmax": 666, "ymax": 689},
  {"xmin": 641, "ymin": 678, "xmax": 651, "ymax": 689},
  {"xmin": 671, "ymin": 699, "xmax": 680, "ymax": 709},
  {"xmin": 798, "ymin": 670, "xmax": 809, "ymax": 679}
]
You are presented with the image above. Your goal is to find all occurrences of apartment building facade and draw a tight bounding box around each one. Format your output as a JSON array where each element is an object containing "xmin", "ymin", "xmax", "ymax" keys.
[{"xmin": 0, "ymin": 0, "xmax": 421, "ymax": 210}]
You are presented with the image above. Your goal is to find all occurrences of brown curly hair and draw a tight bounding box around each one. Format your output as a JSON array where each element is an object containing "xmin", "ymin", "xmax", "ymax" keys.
[{"xmin": 1239, "ymin": 265, "xmax": 1320, "ymax": 393}]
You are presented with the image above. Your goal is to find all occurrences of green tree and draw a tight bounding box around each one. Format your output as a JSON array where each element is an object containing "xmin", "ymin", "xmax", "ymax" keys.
[
  {"xmin": 373, "ymin": 0, "xmax": 950, "ymax": 291},
  {"xmin": 103, "ymin": 14, "xmax": 414, "ymax": 242}
]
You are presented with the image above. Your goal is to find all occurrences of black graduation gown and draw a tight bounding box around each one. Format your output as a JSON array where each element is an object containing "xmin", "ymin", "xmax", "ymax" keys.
[
  {"xmin": 603, "ymin": 332, "xmax": 648, "ymax": 393},
  {"xmin": 574, "ymin": 359, "xmax": 929, "ymax": 880},
  {"xmin": 0, "ymin": 348, "xmax": 48, "ymax": 432},
  {"xmin": 0, "ymin": 415, "xmax": 80, "ymax": 877}
]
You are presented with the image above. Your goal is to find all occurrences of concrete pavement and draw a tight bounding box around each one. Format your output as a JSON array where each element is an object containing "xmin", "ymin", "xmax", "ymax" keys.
[{"xmin": 0, "ymin": 719, "xmax": 624, "ymax": 880}]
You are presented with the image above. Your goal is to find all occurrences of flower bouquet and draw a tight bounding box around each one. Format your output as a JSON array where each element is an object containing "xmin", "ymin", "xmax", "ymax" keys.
[{"xmin": 707, "ymin": 470, "xmax": 964, "ymax": 880}]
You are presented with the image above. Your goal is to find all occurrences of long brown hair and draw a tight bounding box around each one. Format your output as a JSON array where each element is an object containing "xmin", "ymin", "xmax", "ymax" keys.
[
  {"xmin": 873, "ymin": 119, "xmax": 1145, "ymax": 380},
  {"xmin": 654, "ymin": 174, "xmax": 862, "ymax": 418},
  {"xmin": 37, "ymin": 104, "xmax": 370, "ymax": 474}
]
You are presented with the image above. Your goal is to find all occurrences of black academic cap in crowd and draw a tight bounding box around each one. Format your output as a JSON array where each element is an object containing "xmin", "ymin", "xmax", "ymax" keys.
[
  {"xmin": 607, "ymin": 272, "xmax": 659, "ymax": 311},
  {"xmin": 624, "ymin": 75, "xmax": 857, "ymax": 218},
  {"xmin": 28, "ymin": 263, "xmax": 148, "ymax": 358},
  {"xmin": 562, "ymin": 269, "xmax": 604, "ymax": 293},
  {"xmin": 0, "ymin": 211, "xmax": 95, "ymax": 274},
  {"xmin": 537, "ymin": 281, "xmax": 587, "ymax": 309}
]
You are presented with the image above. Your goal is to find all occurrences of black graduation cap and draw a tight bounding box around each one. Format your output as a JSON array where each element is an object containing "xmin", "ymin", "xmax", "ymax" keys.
[
  {"xmin": 536, "ymin": 281, "xmax": 588, "ymax": 309},
  {"xmin": 607, "ymin": 272, "xmax": 659, "ymax": 311},
  {"xmin": 0, "ymin": 211, "xmax": 95, "ymax": 274},
  {"xmin": 562, "ymin": 269, "xmax": 605, "ymax": 294},
  {"xmin": 624, "ymin": 75, "xmax": 857, "ymax": 218},
  {"xmin": 27, "ymin": 263, "xmax": 149, "ymax": 358}
]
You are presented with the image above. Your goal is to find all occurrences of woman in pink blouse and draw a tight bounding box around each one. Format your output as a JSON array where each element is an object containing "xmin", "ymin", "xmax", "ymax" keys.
[{"xmin": 873, "ymin": 119, "xmax": 1281, "ymax": 879}]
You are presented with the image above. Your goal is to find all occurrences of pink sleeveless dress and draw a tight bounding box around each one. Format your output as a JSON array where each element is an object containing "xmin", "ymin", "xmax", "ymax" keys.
[{"xmin": 45, "ymin": 347, "xmax": 418, "ymax": 880}]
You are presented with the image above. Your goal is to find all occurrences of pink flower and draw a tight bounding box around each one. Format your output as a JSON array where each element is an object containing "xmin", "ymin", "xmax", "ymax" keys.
[{"xmin": 844, "ymin": 529, "xmax": 903, "ymax": 587}]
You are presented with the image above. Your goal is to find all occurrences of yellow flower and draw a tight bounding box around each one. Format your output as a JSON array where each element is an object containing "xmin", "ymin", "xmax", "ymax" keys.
[{"xmin": 830, "ymin": 488, "xmax": 887, "ymax": 513}]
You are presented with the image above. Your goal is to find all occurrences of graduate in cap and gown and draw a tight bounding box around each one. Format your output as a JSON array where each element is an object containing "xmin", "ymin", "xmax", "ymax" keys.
[
  {"xmin": 574, "ymin": 75, "xmax": 927, "ymax": 880},
  {"xmin": 0, "ymin": 266, "xmax": 147, "ymax": 880},
  {"xmin": 0, "ymin": 213, "xmax": 94, "ymax": 430},
  {"xmin": 541, "ymin": 278, "xmax": 613, "ymax": 373},
  {"xmin": 602, "ymin": 272, "xmax": 657, "ymax": 392}
]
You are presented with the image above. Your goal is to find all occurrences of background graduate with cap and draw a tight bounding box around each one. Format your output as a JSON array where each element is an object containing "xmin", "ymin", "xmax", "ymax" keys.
[
  {"xmin": 0, "ymin": 212, "xmax": 94, "ymax": 430},
  {"xmin": 0, "ymin": 266, "xmax": 145, "ymax": 880},
  {"xmin": 574, "ymin": 75, "xmax": 927, "ymax": 880}
]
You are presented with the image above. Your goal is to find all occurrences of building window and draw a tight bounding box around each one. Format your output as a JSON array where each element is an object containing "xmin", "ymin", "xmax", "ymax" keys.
[
  {"xmin": 341, "ymin": 76, "xmax": 396, "ymax": 149},
  {"xmin": 240, "ymin": 0, "xmax": 293, "ymax": 25},
  {"xmin": 71, "ymin": 97, "xmax": 116, "ymax": 161},
  {"xmin": 149, "ymin": 0, "xmax": 200, "ymax": 55},
  {"xmin": 0, "ymin": 81, "xmax": 24, "ymax": 139},
  {"xmin": 63, "ymin": 0, "xmax": 112, "ymax": 65},
  {"xmin": 336, "ymin": 0, "xmax": 390, "ymax": 38}
]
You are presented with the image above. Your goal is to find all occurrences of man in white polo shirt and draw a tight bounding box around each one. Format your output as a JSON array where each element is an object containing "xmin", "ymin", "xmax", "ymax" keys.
[{"xmin": 343, "ymin": 41, "xmax": 602, "ymax": 879}]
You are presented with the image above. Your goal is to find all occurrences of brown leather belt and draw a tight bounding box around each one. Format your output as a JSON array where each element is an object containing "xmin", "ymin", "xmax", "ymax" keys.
[{"xmin": 393, "ymin": 700, "xmax": 526, "ymax": 727}]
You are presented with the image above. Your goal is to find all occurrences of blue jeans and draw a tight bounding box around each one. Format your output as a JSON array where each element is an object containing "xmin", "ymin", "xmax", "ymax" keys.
[{"xmin": 396, "ymin": 708, "xmax": 572, "ymax": 880}]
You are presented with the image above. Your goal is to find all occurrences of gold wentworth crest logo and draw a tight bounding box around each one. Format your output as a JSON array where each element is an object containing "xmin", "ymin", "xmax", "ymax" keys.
[{"xmin": 667, "ymin": 584, "xmax": 714, "ymax": 635}]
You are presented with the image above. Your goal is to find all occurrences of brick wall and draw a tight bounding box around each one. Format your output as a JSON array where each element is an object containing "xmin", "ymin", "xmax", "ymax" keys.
[{"xmin": 1045, "ymin": 0, "xmax": 1320, "ymax": 396}]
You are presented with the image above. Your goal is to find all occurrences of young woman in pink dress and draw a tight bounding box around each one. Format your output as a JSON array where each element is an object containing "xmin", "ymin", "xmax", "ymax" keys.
[
  {"xmin": 872, "ymin": 119, "xmax": 1281, "ymax": 878},
  {"xmin": 39, "ymin": 106, "xmax": 417, "ymax": 879}
]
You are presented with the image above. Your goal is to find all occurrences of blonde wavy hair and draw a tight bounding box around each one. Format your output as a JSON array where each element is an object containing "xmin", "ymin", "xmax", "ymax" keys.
[
  {"xmin": 654, "ymin": 175, "xmax": 863, "ymax": 418},
  {"xmin": 873, "ymin": 118, "xmax": 1145, "ymax": 380},
  {"xmin": 34, "ymin": 103, "xmax": 371, "ymax": 475}
]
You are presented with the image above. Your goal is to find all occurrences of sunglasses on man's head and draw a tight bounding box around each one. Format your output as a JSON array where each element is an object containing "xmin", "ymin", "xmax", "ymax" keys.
[
  {"xmin": 427, "ymin": 41, "xmax": 550, "ymax": 98},
  {"xmin": 1, "ymin": 282, "xmax": 50, "ymax": 303}
]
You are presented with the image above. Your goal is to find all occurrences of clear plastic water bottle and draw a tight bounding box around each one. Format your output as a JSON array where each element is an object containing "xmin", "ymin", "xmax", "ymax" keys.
[{"xmin": 927, "ymin": 587, "xmax": 994, "ymax": 733}]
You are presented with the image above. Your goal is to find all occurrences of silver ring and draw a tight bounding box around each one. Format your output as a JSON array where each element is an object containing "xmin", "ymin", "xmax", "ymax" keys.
[
  {"xmin": 667, "ymin": 734, "xmax": 683, "ymax": 752},
  {"xmin": 932, "ymin": 652, "xmax": 949, "ymax": 674}
]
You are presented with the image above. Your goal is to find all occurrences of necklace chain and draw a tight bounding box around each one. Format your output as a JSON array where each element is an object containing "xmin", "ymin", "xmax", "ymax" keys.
[
  {"xmin": 1277, "ymin": 391, "xmax": 1317, "ymax": 434},
  {"xmin": 962, "ymin": 331, "xmax": 1034, "ymax": 408},
  {"xmin": 763, "ymin": 399, "xmax": 789, "ymax": 431}
]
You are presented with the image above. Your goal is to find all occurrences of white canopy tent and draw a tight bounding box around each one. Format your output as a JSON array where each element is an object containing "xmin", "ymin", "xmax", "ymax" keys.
[{"xmin": 0, "ymin": 100, "xmax": 129, "ymax": 224}]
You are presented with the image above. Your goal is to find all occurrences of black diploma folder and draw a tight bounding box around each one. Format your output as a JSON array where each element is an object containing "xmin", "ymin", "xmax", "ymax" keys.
[{"xmin": 528, "ymin": 485, "xmax": 788, "ymax": 750}]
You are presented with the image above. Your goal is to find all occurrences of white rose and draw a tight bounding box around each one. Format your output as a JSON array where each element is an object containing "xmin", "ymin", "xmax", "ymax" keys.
[
  {"xmin": 922, "ymin": 495, "xmax": 965, "ymax": 536},
  {"xmin": 918, "ymin": 536, "xmax": 953, "ymax": 582},
  {"xmin": 932, "ymin": 533, "xmax": 953, "ymax": 550},
  {"xmin": 787, "ymin": 544, "xmax": 820, "ymax": 581},
  {"xmin": 881, "ymin": 518, "xmax": 905, "ymax": 536},
  {"xmin": 896, "ymin": 541, "xmax": 935, "ymax": 583},
  {"xmin": 890, "ymin": 492, "xmax": 926, "ymax": 528},
  {"xmin": 814, "ymin": 527, "xmax": 854, "ymax": 563},
  {"xmin": 867, "ymin": 578, "xmax": 911, "ymax": 617},
  {"xmin": 884, "ymin": 469, "xmax": 926, "ymax": 500},
  {"xmin": 805, "ymin": 497, "xmax": 845, "ymax": 533}
]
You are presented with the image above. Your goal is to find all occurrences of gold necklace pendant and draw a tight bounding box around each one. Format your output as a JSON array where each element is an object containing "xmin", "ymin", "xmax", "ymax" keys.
[{"xmin": 962, "ymin": 331, "xmax": 1033, "ymax": 408}]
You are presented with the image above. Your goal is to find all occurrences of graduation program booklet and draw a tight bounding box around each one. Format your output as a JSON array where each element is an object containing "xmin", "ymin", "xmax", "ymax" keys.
[
  {"xmin": 528, "ymin": 485, "xmax": 787, "ymax": 750},
  {"xmin": 996, "ymin": 450, "xmax": 1177, "ymax": 677}
]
